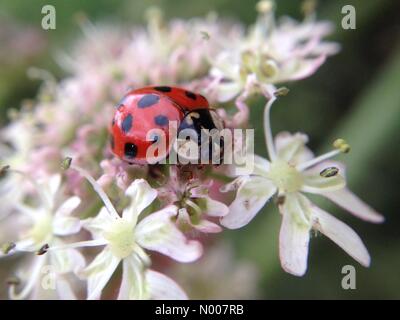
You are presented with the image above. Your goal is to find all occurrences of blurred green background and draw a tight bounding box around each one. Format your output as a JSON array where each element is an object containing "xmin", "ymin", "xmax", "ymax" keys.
[{"xmin": 0, "ymin": 0, "xmax": 399, "ymax": 299}]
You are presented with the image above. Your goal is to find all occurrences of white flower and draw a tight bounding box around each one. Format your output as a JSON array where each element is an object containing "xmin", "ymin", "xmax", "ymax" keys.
[
  {"xmin": 209, "ymin": 1, "xmax": 340, "ymax": 102},
  {"xmin": 221, "ymin": 95, "xmax": 384, "ymax": 276},
  {"xmin": 52, "ymin": 163, "xmax": 202, "ymax": 300},
  {"xmin": 0, "ymin": 119, "xmax": 35, "ymax": 217},
  {"xmin": 1, "ymin": 174, "xmax": 84, "ymax": 299}
]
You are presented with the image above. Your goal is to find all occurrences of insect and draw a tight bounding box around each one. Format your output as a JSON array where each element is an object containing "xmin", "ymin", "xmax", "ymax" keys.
[{"xmin": 110, "ymin": 86, "xmax": 224, "ymax": 164}]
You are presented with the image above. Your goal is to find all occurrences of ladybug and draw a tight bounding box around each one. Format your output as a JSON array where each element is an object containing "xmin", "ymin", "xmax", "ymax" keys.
[{"xmin": 110, "ymin": 86, "xmax": 224, "ymax": 164}]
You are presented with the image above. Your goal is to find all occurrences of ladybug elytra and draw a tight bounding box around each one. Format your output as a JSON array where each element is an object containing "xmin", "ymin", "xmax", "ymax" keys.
[{"xmin": 110, "ymin": 86, "xmax": 224, "ymax": 164}]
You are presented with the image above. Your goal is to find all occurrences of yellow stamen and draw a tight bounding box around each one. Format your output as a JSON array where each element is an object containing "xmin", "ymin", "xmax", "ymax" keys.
[{"xmin": 333, "ymin": 138, "xmax": 351, "ymax": 153}]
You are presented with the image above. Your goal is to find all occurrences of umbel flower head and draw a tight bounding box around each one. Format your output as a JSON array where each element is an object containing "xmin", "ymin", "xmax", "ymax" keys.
[
  {"xmin": 221, "ymin": 94, "xmax": 384, "ymax": 276},
  {"xmin": 158, "ymin": 166, "xmax": 229, "ymax": 234},
  {"xmin": 209, "ymin": 0, "xmax": 340, "ymax": 102},
  {"xmin": 48, "ymin": 160, "xmax": 202, "ymax": 299},
  {"xmin": 0, "ymin": 172, "xmax": 84, "ymax": 299}
]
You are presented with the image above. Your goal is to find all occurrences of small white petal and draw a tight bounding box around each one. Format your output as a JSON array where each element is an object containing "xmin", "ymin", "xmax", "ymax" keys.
[
  {"xmin": 211, "ymin": 53, "xmax": 240, "ymax": 80},
  {"xmin": 216, "ymin": 81, "xmax": 243, "ymax": 103},
  {"xmin": 53, "ymin": 196, "xmax": 82, "ymax": 236},
  {"xmin": 221, "ymin": 176, "xmax": 277, "ymax": 229},
  {"xmin": 9, "ymin": 255, "xmax": 47, "ymax": 300},
  {"xmin": 136, "ymin": 206, "xmax": 202, "ymax": 263},
  {"xmin": 281, "ymin": 56, "xmax": 327, "ymax": 82},
  {"xmin": 178, "ymin": 208, "xmax": 222, "ymax": 234},
  {"xmin": 123, "ymin": 179, "xmax": 158, "ymax": 224},
  {"xmin": 252, "ymin": 155, "xmax": 271, "ymax": 177},
  {"xmin": 279, "ymin": 193, "xmax": 312, "ymax": 277},
  {"xmin": 54, "ymin": 196, "xmax": 81, "ymax": 217},
  {"xmin": 48, "ymin": 174, "xmax": 62, "ymax": 197},
  {"xmin": 41, "ymin": 174, "xmax": 61, "ymax": 208},
  {"xmin": 56, "ymin": 277, "xmax": 78, "ymax": 300},
  {"xmin": 83, "ymin": 247, "xmax": 121, "ymax": 300},
  {"xmin": 118, "ymin": 256, "xmax": 147, "ymax": 300},
  {"xmin": 301, "ymin": 173, "xmax": 346, "ymax": 194},
  {"xmin": 300, "ymin": 160, "xmax": 384, "ymax": 223},
  {"xmin": 53, "ymin": 216, "xmax": 81, "ymax": 236},
  {"xmin": 50, "ymin": 245, "xmax": 86, "ymax": 274},
  {"xmin": 303, "ymin": 160, "xmax": 346, "ymax": 176},
  {"xmin": 220, "ymin": 177, "xmax": 245, "ymax": 193},
  {"xmin": 323, "ymin": 188, "xmax": 384, "ymax": 223},
  {"xmin": 13, "ymin": 239, "xmax": 36, "ymax": 253},
  {"xmin": 194, "ymin": 219, "xmax": 223, "ymax": 233},
  {"xmin": 202, "ymin": 198, "xmax": 229, "ymax": 217},
  {"xmin": 146, "ymin": 270, "xmax": 188, "ymax": 300},
  {"xmin": 14, "ymin": 202, "xmax": 40, "ymax": 219},
  {"xmin": 82, "ymin": 207, "xmax": 116, "ymax": 239},
  {"xmin": 275, "ymin": 132, "xmax": 313, "ymax": 165},
  {"xmin": 312, "ymin": 206, "xmax": 371, "ymax": 267}
]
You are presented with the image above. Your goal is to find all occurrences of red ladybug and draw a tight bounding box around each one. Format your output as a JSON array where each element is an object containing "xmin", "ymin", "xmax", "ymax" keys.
[{"xmin": 110, "ymin": 86, "xmax": 224, "ymax": 164}]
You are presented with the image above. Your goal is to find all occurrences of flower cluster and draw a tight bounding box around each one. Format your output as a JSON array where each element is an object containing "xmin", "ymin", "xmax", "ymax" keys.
[{"xmin": 0, "ymin": 1, "xmax": 383, "ymax": 299}]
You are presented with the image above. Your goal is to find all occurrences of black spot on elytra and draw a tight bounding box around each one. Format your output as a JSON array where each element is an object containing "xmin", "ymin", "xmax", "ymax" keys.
[
  {"xmin": 185, "ymin": 91, "xmax": 197, "ymax": 100},
  {"xmin": 110, "ymin": 135, "xmax": 115, "ymax": 150},
  {"xmin": 121, "ymin": 114, "xmax": 133, "ymax": 133},
  {"xmin": 111, "ymin": 118, "xmax": 115, "ymax": 126},
  {"xmin": 124, "ymin": 143, "xmax": 137, "ymax": 158},
  {"xmin": 154, "ymin": 86, "xmax": 172, "ymax": 92},
  {"xmin": 154, "ymin": 115, "xmax": 169, "ymax": 126},
  {"xmin": 138, "ymin": 94, "xmax": 160, "ymax": 108}
]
